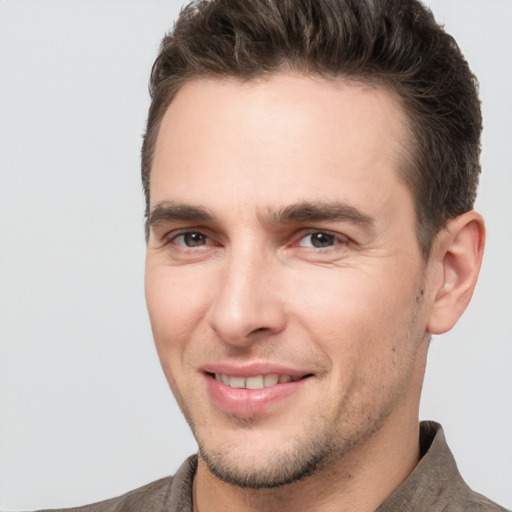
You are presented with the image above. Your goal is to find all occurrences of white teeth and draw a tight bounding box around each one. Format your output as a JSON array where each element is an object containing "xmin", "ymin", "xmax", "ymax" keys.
[
  {"xmin": 214, "ymin": 373, "xmax": 296, "ymax": 389},
  {"xmin": 229, "ymin": 376, "xmax": 246, "ymax": 388},
  {"xmin": 264, "ymin": 374, "xmax": 279, "ymax": 387},
  {"xmin": 245, "ymin": 375, "xmax": 264, "ymax": 389}
]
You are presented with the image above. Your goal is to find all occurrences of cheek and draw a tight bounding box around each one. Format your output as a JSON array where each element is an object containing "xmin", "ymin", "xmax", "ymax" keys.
[
  {"xmin": 290, "ymin": 265, "xmax": 403, "ymax": 320},
  {"xmin": 144, "ymin": 265, "xmax": 213, "ymax": 359},
  {"xmin": 288, "ymin": 265, "xmax": 421, "ymax": 359},
  {"xmin": 289, "ymin": 267, "xmax": 425, "ymax": 415}
]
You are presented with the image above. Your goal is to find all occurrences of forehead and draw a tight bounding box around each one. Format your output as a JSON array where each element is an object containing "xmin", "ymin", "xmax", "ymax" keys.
[{"xmin": 150, "ymin": 73, "xmax": 411, "ymax": 220}]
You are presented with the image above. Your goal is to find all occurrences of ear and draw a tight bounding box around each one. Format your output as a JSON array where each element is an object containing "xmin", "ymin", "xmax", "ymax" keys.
[{"xmin": 427, "ymin": 211, "xmax": 485, "ymax": 335}]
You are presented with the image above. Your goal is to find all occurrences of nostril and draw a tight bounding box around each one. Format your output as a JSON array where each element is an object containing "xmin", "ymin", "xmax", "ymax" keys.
[{"xmin": 250, "ymin": 327, "xmax": 267, "ymax": 334}]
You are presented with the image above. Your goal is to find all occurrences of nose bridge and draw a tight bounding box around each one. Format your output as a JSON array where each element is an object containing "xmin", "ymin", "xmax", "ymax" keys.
[{"xmin": 208, "ymin": 239, "xmax": 284, "ymax": 345}]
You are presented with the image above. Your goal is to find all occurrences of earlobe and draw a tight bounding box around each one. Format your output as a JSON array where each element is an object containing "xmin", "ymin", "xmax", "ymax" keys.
[{"xmin": 427, "ymin": 211, "xmax": 485, "ymax": 335}]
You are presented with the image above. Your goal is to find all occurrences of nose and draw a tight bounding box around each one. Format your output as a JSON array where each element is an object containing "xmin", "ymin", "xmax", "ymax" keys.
[{"xmin": 207, "ymin": 247, "xmax": 286, "ymax": 347}]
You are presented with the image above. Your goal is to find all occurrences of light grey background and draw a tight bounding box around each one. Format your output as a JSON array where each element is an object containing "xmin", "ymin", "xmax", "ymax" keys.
[{"xmin": 0, "ymin": 1, "xmax": 510, "ymax": 510}]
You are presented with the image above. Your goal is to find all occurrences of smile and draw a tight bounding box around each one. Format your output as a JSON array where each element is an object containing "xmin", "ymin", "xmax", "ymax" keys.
[
  {"xmin": 214, "ymin": 373, "xmax": 299, "ymax": 389},
  {"xmin": 204, "ymin": 368, "xmax": 313, "ymax": 415}
]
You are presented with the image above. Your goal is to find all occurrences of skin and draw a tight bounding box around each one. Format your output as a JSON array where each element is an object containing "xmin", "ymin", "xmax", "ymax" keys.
[{"xmin": 144, "ymin": 74, "xmax": 485, "ymax": 512}]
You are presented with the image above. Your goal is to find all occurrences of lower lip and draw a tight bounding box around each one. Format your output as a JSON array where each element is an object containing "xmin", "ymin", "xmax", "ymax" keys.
[{"xmin": 204, "ymin": 374, "xmax": 309, "ymax": 416}]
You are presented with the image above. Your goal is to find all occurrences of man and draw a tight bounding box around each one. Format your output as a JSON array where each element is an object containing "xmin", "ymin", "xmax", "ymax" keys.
[{"xmin": 41, "ymin": 0, "xmax": 508, "ymax": 510}]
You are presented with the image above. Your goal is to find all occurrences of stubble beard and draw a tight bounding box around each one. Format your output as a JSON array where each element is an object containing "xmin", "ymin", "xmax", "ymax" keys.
[
  {"xmin": 188, "ymin": 388, "xmax": 401, "ymax": 490},
  {"xmin": 183, "ymin": 359, "xmax": 423, "ymax": 489},
  {"xmin": 176, "ymin": 287, "xmax": 428, "ymax": 490},
  {"xmin": 195, "ymin": 413, "xmax": 343, "ymax": 489}
]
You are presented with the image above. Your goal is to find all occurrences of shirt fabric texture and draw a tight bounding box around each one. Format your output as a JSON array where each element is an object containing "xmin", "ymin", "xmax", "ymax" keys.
[{"xmin": 39, "ymin": 421, "xmax": 509, "ymax": 512}]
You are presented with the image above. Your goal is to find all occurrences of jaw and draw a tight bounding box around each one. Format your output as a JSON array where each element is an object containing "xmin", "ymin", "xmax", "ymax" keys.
[{"xmin": 188, "ymin": 334, "xmax": 430, "ymax": 511}]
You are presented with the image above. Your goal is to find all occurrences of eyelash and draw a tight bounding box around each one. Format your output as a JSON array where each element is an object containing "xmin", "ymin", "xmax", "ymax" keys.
[
  {"xmin": 294, "ymin": 230, "xmax": 349, "ymax": 250},
  {"xmin": 170, "ymin": 231, "xmax": 212, "ymax": 248}
]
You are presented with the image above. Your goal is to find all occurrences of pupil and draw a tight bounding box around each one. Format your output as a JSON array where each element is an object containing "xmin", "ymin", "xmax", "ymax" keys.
[
  {"xmin": 185, "ymin": 233, "xmax": 204, "ymax": 247},
  {"xmin": 312, "ymin": 233, "xmax": 333, "ymax": 247}
]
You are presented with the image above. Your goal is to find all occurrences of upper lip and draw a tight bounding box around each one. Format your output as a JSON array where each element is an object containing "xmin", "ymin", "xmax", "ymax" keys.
[{"xmin": 200, "ymin": 362, "xmax": 312, "ymax": 378}]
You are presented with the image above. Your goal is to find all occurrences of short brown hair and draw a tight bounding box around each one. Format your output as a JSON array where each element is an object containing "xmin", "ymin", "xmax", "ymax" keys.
[{"xmin": 141, "ymin": 0, "xmax": 482, "ymax": 258}]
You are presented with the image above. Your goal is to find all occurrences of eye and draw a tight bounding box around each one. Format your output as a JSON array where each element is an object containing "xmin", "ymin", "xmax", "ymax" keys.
[
  {"xmin": 172, "ymin": 232, "xmax": 209, "ymax": 247},
  {"xmin": 298, "ymin": 232, "xmax": 345, "ymax": 249}
]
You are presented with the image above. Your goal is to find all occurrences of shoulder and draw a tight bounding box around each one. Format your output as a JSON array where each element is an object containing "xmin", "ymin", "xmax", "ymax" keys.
[
  {"xmin": 38, "ymin": 476, "xmax": 174, "ymax": 512},
  {"xmin": 420, "ymin": 422, "xmax": 510, "ymax": 512},
  {"xmin": 379, "ymin": 422, "xmax": 510, "ymax": 512},
  {"xmin": 36, "ymin": 454, "xmax": 198, "ymax": 512},
  {"xmin": 442, "ymin": 490, "xmax": 510, "ymax": 512}
]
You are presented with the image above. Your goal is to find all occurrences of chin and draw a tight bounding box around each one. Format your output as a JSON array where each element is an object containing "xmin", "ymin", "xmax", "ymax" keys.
[
  {"xmin": 193, "ymin": 412, "xmax": 346, "ymax": 489},
  {"xmin": 198, "ymin": 436, "xmax": 337, "ymax": 489}
]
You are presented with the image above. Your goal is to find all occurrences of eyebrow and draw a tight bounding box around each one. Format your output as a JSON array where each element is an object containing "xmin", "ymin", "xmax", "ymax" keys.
[
  {"xmin": 147, "ymin": 202, "xmax": 214, "ymax": 226},
  {"xmin": 146, "ymin": 202, "xmax": 214, "ymax": 240},
  {"xmin": 146, "ymin": 200, "xmax": 375, "ymax": 237},
  {"xmin": 266, "ymin": 201, "xmax": 375, "ymax": 229}
]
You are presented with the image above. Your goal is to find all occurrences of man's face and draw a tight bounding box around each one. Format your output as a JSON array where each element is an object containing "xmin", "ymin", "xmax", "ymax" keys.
[{"xmin": 145, "ymin": 74, "xmax": 432, "ymax": 487}]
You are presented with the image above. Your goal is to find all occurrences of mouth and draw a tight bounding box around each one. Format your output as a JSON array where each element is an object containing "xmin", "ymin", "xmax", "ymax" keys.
[
  {"xmin": 210, "ymin": 372, "xmax": 305, "ymax": 390},
  {"xmin": 202, "ymin": 368, "xmax": 314, "ymax": 416}
]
